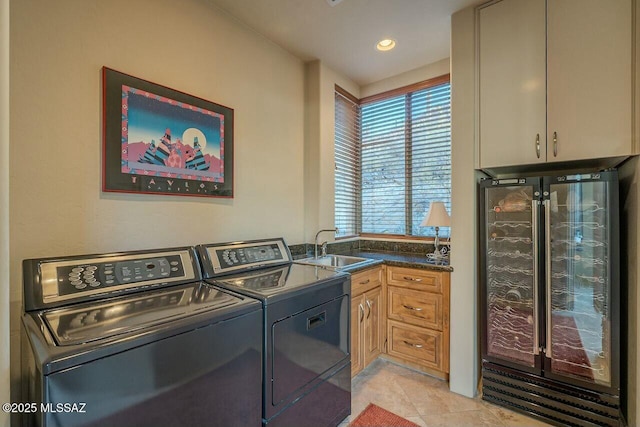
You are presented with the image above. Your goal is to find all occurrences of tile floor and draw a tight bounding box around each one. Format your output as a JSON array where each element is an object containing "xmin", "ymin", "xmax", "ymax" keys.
[{"xmin": 339, "ymin": 358, "xmax": 552, "ymax": 427}]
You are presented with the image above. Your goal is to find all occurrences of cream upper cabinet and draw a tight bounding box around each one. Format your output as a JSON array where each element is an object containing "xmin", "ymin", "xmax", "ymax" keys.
[
  {"xmin": 478, "ymin": 0, "xmax": 634, "ymax": 169},
  {"xmin": 547, "ymin": 0, "xmax": 632, "ymax": 162},
  {"xmin": 478, "ymin": 0, "xmax": 547, "ymax": 169}
]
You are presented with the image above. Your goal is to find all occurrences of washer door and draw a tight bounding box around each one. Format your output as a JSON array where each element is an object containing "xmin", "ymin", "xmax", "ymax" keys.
[{"xmin": 271, "ymin": 294, "xmax": 349, "ymax": 406}]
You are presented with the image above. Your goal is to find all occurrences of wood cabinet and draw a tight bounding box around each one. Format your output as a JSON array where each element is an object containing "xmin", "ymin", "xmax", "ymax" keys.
[
  {"xmin": 385, "ymin": 267, "xmax": 450, "ymax": 378},
  {"xmin": 351, "ymin": 266, "xmax": 383, "ymax": 377},
  {"xmin": 478, "ymin": 0, "xmax": 634, "ymax": 169}
]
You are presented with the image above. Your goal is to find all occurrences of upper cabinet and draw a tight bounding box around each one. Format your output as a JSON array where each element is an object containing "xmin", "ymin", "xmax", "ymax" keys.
[
  {"xmin": 478, "ymin": 0, "xmax": 634, "ymax": 169},
  {"xmin": 546, "ymin": 0, "xmax": 632, "ymax": 162},
  {"xmin": 478, "ymin": 0, "xmax": 547, "ymax": 168}
]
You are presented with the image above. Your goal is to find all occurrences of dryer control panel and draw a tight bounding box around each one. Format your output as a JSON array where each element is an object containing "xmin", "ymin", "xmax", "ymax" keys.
[{"xmin": 198, "ymin": 238, "xmax": 292, "ymax": 277}]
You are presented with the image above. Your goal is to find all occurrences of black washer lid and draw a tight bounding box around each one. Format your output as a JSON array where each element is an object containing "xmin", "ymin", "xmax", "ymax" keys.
[
  {"xmin": 43, "ymin": 282, "xmax": 247, "ymax": 346},
  {"xmin": 210, "ymin": 263, "xmax": 347, "ymax": 303}
]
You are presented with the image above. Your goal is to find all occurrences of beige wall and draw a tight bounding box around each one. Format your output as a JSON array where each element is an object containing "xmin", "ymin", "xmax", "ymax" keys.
[
  {"xmin": 360, "ymin": 58, "xmax": 450, "ymax": 98},
  {"xmin": 1, "ymin": 0, "xmax": 10, "ymax": 423},
  {"xmin": 635, "ymin": 4, "xmax": 640, "ymax": 424},
  {"xmin": 304, "ymin": 62, "xmax": 321, "ymax": 243},
  {"xmin": 630, "ymin": 4, "xmax": 640, "ymax": 423},
  {"xmin": 10, "ymin": 0, "xmax": 305, "ymax": 400},
  {"xmin": 450, "ymin": 6, "xmax": 480, "ymax": 397},
  {"xmin": 620, "ymin": 157, "xmax": 640, "ymax": 427}
]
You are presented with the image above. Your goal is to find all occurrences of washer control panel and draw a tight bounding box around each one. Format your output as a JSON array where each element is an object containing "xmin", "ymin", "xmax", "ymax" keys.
[
  {"xmin": 31, "ymin": 249, "xmax": 198, "ymax": 308},
  {"xmin": 55, "ymin": 256, "xmax": 184, "ymax": 295}
]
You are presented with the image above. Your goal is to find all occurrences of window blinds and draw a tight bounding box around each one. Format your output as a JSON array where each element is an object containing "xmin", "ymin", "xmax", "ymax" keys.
[
  {"xmin": 334, "ymin": 88, "xmax": 361, "ymax": 238},
  {"xmin": 361, "ymin": 81, "xmax": 451, "ymax": 237}
]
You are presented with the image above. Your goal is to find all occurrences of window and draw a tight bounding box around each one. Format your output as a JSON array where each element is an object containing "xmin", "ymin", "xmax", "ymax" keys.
[{"xmin": 334, "ymin": 76, "xmax": 451, "ymax": 238}]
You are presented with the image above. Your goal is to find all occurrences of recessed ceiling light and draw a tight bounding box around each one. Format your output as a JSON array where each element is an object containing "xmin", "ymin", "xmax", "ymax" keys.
[{"xmin": 376, "ymin": 39, "xmax": 396, "ymax": 51}]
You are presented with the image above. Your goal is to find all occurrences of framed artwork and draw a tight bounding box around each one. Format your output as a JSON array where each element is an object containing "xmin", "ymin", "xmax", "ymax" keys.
[{"xmin": 102, "ymin": 67, "xmax": 233, "ymax": 197}]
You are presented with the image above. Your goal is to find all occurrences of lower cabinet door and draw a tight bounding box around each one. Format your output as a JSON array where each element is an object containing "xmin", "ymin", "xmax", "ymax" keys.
[
  {"xmin": 351, "ymin": 294, "xmax": 365, "ymax": 376},
  {"xmin": 364, "ymin": 287, "xmax": 382, "ymax": 366},
  {"xmin": 387, "ymin": 319, "xmax": 444, "ymax": 371}
]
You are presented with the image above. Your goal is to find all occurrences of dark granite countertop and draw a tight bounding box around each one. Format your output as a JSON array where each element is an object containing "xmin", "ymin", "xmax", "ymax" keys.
[
  {"xmin": 289, "ymin": 240, "xmax": 452, "ymax": 273},
  {"xmin": 333, "ymin": 250, "xmax": 453, "ymax": 273}
]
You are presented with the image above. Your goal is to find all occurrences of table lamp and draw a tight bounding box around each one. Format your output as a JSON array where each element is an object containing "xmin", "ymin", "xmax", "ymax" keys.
[{"xmin": 421, "ymin": 201, "xmax": 451, "ymax": 259}]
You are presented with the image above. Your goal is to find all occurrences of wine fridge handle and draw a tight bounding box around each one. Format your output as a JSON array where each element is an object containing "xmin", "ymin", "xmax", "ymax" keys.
[
  {"xmin": 532, "ymin": 199, "xmax": 539, "ymax": 355},
  {"xmin": 544, "ymin": 199, "xmax": 553, "ymax": 358}
]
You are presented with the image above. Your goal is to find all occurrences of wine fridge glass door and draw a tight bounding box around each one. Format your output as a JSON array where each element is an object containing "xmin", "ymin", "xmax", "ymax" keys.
[
  {"xmin": 546, "ymin": 179, "xmax": 612, "ymax": 387},
  {"xmin": 484, "ymin": 184, "xmax": 538, "ymax": 368}
]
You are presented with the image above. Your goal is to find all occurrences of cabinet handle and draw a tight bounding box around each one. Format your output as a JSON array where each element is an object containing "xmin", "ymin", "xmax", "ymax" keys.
[
  {"xmin": 402, "ymin": 304, "xmax": 423, "ymax": 312},
  {"xmin": 535, "ymin": 133, "xmax": 540, "ymax": 158},
  {"xmin": 553, "ymin": 132, "xmax": 558, "ymax": 157},
  {"xmin": 359, "ymin": 279, "xmax": 370, "ymax": 285},
  {"xmin": 359, "ymin": 303, "xmax": 364, "ymax": 322},
  {"xmin": 366, "ymin": 300, "xmax": 372, "ymax": 319},
  {"xmin": 403, "ymin": 340, "xmax": 423, "ymax": 349},
  {"xmin": 403, "ymin": 276, "xmax": 422, "ymax": 282}
]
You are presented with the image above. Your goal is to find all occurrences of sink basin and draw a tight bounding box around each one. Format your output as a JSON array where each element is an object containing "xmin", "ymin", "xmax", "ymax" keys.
[{"xmin": 295, "ymin": 254, "xmax": 377, "ymax": 271}]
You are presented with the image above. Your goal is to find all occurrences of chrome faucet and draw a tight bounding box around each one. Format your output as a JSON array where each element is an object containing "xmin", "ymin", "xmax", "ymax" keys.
[{"xmin": 314, "ymin": 228, "xmax": 337, "ymax": 259}]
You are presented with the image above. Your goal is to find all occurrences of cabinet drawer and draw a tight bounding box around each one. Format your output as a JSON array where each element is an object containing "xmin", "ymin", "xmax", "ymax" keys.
[
  {"xmin": 387, "ymin": 320, "xmax": 443, "ymax": 371},
  {"xmin": 351, "ymin": 267, "xmax": 382, "ymax": 296},
  {"xmin": 388, "ymin": 286, "xmax": 442, "ymax": 330},
  {"xmin": 386, "ymin": 266, "xmax": 442, "ymax": 293}
]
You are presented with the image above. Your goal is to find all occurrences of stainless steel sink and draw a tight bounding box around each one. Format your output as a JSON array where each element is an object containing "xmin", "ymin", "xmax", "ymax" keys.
[{"xmin": 295, "ymin": 254, "xmax": 378, "ymax": 271}]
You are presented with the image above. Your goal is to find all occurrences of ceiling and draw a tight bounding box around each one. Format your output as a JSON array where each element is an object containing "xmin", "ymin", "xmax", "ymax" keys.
[{"xmin": 205, "ymin": 0, "xmax": 482, "ymax": 86}]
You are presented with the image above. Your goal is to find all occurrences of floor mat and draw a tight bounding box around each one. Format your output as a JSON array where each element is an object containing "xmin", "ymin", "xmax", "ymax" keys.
[{"xmin": 350, "ymin": 403, "xmax": 419, "ymax": 427}]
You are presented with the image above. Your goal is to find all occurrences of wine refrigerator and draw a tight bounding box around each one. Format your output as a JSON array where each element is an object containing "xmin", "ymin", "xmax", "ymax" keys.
[{"xmin": 479, "ymin": 171, "xmax": 624, "ymax": 426}]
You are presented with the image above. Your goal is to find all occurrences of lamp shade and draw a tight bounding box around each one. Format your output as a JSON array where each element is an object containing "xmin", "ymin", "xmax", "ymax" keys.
[{"xmin": 421, "ymin": 201, "xmax": 451, "ymax": 227}]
